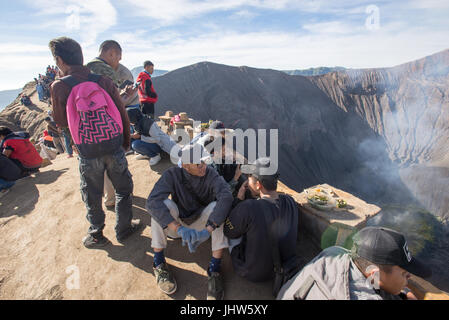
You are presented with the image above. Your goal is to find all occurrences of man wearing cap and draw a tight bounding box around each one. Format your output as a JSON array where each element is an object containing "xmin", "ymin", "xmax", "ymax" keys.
[
  {"xmin": 223, "ymin": 157, "xmax": 299, "ymax": 285},
  {"xmin": 190, "ymin": 120, "xmax": 226, "ymax": 146},
  {"xmin": 277, "ymin": 226, "xmax": 432, "ymax": 300},
  {"xmin": 146, "ymin": 144, "xmax": 233, "ymax": 300}
]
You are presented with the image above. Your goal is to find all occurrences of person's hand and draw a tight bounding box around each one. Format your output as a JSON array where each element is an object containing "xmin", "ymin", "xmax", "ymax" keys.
[
  {"xmin": 177, "ymin": 226, "xmax": 199, "ymax": 245},
  {"xmin": 177, "ymin": 226, "xmax": 210, "ymax": 253},
  {"xmin": 233, "ymin": 164, "xmax": 242, "ymax": 181},
  {"xmin": 131, "ymin": 133, "xmax": 141, "ymax": 139},
  {"xmin": 125, "ymin": 84, "xmax": 138, "ymax": 96},
  {"xmin": 237, "ymin": 180, "xmax": 249, "ymax": 200},
  {"xmin": 187, "ymin": 229, "xmax": 210, "ymax": 253}
]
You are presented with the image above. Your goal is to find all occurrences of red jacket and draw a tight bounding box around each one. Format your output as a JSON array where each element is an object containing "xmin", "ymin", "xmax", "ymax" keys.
[{"xmin": 137, "ymin": 71, "xmax": 158, "ymax": 103}]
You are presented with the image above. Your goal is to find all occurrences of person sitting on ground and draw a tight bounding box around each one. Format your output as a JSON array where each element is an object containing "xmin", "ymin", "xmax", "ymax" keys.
[
  {"xmin": 191, "ymin": 120, "xmax": 226, "ymax": 147},
  {"xmin": 126, "ymin": 107, "xmax": 178, "ymax": 165},
  {"xmin": 20, "ymin": 94, "xmax": 32, "ymax": 107},
  {"xmin": 223, "ymin": 158, "xmax": 299, "ymax": 290},
  {"xmin": 42, "ymin": 130, "xmax": 55, "ymax": 149},
  {"xmin": 0, "ymin": 127, "xmax": 43, "ymax": 176},
  {"xmin": 0, "ymin": 153, "xmax": 22, "ymax": 198},
  {"xmin": 277, "ymin": 226, "xmax": 432, "ymax": 300},
  {"xmin": 136, "ymin": 60, "xmax": 158, "ymax": 118},
  {"xmin": 146, "ymin": 144, "xmax": 233, "ymax": 300},
  {"xmin": 207, "ymin": 136, "xmax": 246, "ymax": 197}
]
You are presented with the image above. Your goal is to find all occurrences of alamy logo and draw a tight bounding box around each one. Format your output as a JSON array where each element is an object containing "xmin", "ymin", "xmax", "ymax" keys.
[{"xmin": 403, "ymin": 242, "xmax": 412, "ymax": 262}]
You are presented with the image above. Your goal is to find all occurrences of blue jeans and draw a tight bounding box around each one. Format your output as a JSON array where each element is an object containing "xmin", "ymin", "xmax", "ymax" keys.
[
  {"xmin": 0, "ymin": 178, "xmax": 15, "ymax": 191},
  {"xmin": 62, "ymin": 129, "xmax": 73, "ymax": 155},
  {"xmin": 132, "ymin": 140, "xmax": 161, "ymax": 158},
  {"xmin": 78, "ymin": 149, "xmax": 134, "ymax": 238}
]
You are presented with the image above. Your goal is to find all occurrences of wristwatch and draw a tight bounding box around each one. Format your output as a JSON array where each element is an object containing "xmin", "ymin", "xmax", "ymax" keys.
[{"xmin": 206, "ymin": 220, "xmax": 218, "ymax": 231}]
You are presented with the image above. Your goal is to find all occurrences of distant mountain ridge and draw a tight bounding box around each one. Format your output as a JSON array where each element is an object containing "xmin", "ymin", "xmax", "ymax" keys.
[
  {"xmin": 283, "ymin": 66, "xmax": 346, "ymax": 76},
  {"xmin": 0, "ymin": 88, "xmax": 21, "ymax": 111},
  {"xmin": 130, "ymin": 67, "xmax": 169, "ymax": 82}
]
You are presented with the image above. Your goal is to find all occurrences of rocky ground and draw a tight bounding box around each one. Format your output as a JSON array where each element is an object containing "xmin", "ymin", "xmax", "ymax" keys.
[{"xmin": 0, "ymin": 152, "xmax": 319, "ymax": 300}]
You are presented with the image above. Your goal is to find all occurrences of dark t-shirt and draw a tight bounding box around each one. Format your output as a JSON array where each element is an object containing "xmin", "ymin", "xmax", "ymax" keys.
[{"xmin": 223, "ymin": 194, "xmax": 299, "ymax": 282}]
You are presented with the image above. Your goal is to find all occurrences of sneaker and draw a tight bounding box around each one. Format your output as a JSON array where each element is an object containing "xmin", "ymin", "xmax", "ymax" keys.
[
  {"xmin": 116, "ymin": 219, "xmax": 143, "ymax": 243},
  {"xmin": 154, "ymin": 262, "xmax": 177, "ymax": 295},
  {"xmin": 135, "ymin": 154, "xmax": 150, "ymax": 160},
  {"xmin": 125, "ymin": 150, "xmax": 135, "ymax": 156},
  {"xmin": 149, "ymin": 154, "xmax": 161, "ymax": 166},
  {"xmin": 82, "ymin": 234, "xmax": 111, "ymax": 249},
  {"xmin": 207, "ymin": 272, "xmax": 224, "ymax": 300}
]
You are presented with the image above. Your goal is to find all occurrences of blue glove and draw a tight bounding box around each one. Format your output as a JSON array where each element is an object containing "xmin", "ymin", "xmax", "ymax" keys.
[
  {"xmin": 177, "ymin": 226, "xmax": 210, "ymax": 253},
  {"xmin": 187, "ymin": 229, "xmax": 211, "ymax": 253},
  {"xmin": 177, "ymin": 226, "xmax": 198, "ymax": 247}
]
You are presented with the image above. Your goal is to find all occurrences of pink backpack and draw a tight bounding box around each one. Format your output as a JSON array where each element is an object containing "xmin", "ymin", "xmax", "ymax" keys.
[{"xmin": 61, "ymin": 74, "xmax": 123, "ymax": 159}]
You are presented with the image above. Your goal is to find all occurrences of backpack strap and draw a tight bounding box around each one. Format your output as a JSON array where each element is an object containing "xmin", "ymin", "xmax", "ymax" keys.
[
  {"xmin": 60, "ymin": 73, "xmax": 102, "ymax": 89},
  {"xmin": 87, "ymin": 73, "xmax": 102, "ymax": 83},
  {"xmin": 60, "ymin": 75, "xmax": 81, "ymax": 89}
]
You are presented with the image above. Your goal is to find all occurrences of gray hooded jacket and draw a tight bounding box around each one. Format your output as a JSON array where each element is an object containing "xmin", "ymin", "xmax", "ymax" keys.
[{"xmin": 277, "ymin": 246, "xmax": 400, "ymax": 300}]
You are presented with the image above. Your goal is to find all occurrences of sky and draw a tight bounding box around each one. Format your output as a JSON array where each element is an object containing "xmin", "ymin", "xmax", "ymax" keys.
[{"xmin": 0, "ymin": 0, "xmax": 448, "ymax": 91}]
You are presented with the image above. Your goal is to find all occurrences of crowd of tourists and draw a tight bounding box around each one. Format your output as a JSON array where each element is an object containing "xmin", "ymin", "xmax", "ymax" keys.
[{"xmin": 0, "ymin": 36, "xmax": 433, "ymax": 301}]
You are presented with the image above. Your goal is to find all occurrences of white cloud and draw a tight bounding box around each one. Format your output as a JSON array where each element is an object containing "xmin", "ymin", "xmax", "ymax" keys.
[
  {"xmin": 303, "ymin": 21, "xmax": 363, "ymax": 34},
  {"xmin": 409, "ymin": 0, "xmax": 449, "ymax": 9},
  {"xmin": 122, "ymin": 0, "xmax": 298, "ymax": 25},
  {"xmin": 0, "ymin": 44, "xmax": 49, "ymax": 54},
  {"xmin": 113, "ymin": 24, "xmax": 449, "ymax": 74},
  {"xmin": 26, "ymin": 0, "xmax": 117, "ymax": 48}
]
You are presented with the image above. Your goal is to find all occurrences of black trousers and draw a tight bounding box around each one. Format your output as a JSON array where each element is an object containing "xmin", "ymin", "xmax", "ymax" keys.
[
  {"xmin": 10, "ymin": 158, "xmax": 40, "ymax": 176},
  {"xmin": 140, "ymin": 102, "xmax": 155, "ymax": 118}
]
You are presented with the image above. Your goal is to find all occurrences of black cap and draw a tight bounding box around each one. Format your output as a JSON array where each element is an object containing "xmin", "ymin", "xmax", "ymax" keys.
[
  {"xmin": 209, "ymin": 121, "xmax": 225, "ymax": 130},
  {"xmin": 241, "ymin": 157, "xmax": 279, "ymax": 181},
  {"xmin": 353, "ymin": 227, "xmax": 432, "ymax": 278},
  {"xmin": 126, "ymin": 107, "xmax": 142, "ymax": 124}
]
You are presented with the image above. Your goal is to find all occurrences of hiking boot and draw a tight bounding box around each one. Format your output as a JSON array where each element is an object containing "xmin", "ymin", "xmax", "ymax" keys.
[
  {"xmin": 154, "ymin": 262, "xmax": 177, "ymax": 295},
  {"xmin": 82, "ymin": 234, "xmax": 111, "ymax": 249},
  {"xmin": 207, "ymin": 272, "xmax": 224, "ymax": 300},
  {"xmin": 116, "ymin": 219, "xmax": 143, "ymax": 243},
  {"xmin": 149, "ymin": 154, "xmax": 161, "ymax": 166}
]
